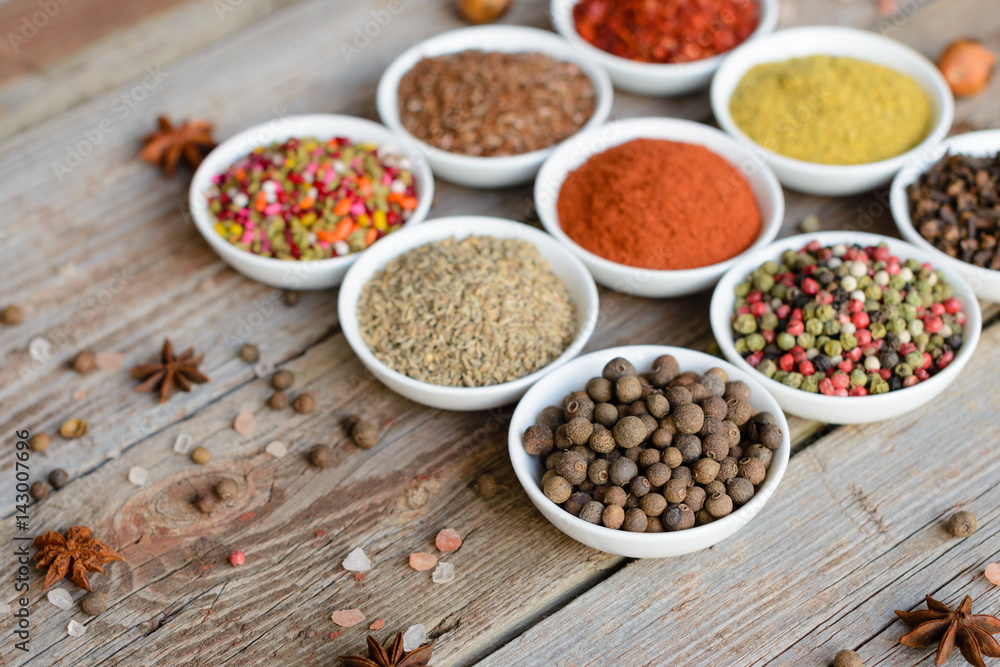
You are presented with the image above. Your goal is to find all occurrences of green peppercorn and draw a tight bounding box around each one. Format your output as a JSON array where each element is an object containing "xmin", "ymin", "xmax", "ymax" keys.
[
  {"xmin": 849, "ymin": 368, "xmax": 867, "ymax": 387},
  {"xmin": 894, "ymin": 362, "xmax": 913, "ymax": 378},
  {"xmin": 777, "ymin": 332, "xmax": 796, "ymax": 350},
  {"xmin": 781, "ymin": 372, "xmax": 803, "ymax": 389},
  {"xmin": 757, "ymin": 359, "xmax": 777, "ymax": 378},
  {"xmin": 745, "ymin": 333, "xmax": 766, "ymax": 352}
]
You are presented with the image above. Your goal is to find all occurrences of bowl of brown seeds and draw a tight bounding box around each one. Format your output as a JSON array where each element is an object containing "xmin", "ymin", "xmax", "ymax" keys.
[
  {"xmin": 508, "ymin": 345, "xmax": 790, "ymax": 558},
  {"xmin": 338, "ymin": 216, "xmax": 600, "ymax": 411},
  {"xmin": 376, "ymin": 25, "xmax": 613, "ymax": 188},
  {"xmin": 891, "ymin": 129, "xmax": 1000, "ymax": 303}
]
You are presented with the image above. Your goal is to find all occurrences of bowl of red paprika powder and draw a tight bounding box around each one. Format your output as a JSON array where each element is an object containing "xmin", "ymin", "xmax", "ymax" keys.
[
  {"xmin": 534, "ymin": 117, "xmax": 784, "ymax": 298},
  {"xmin": 551, "ymin": 0, "xmax": 780, "ymax": 97}
]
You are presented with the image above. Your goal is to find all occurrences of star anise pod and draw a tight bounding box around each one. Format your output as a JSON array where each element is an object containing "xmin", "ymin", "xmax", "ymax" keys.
[
  {"xmin": 139, "ymin": 115, "xmax": 216, "ymax": 176},
  {"xmin": 338, "ymin": 631, "xmax": 434, "ymax": 667},
  {"xmin": 34, "ymin": 526, "xmax": 125, "ymax": 592},
  {"xmin": 130, "ymin": 339, "xmax": 210, "ymax": 403},
  {"xmin": 897, "ymin": 594, "xmax": 1000, "ymax": 666}
]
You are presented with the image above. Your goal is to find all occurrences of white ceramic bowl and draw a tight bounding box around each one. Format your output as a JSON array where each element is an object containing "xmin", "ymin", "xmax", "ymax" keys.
[
  {"xmin": 189, "ymin": 114, "xmax": 434, "ymax": 290},
  {"xmin": 891, "ymin": 130, "xmax": 1000, "ymax": 303},
  {"xmin": 338, "ymin": 216, "xmax": 600, "ymax": 411},
  {"xmin": 376, "ymin": 25, "xmax": 613, "ymax": 189},
  {"xmin": 508, "ymin": 345, "xmax": 790, "ymax": 558},
  {"xmin": 534, "ymin": 117, "xmax": 784, "ymax": 297},
  {"xmin": 711, "ymin": 26, "xmax": 955, "ymax": 196},
  {"xmin": 550, "ymin": 0, "xmax": 780, "ymax": 97},
  {"xmin": 710, "ymin": 231, "xmax": 982, "ymax": 424}
]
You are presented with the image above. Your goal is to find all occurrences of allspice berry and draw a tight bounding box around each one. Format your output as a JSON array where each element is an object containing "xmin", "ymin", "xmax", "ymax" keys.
[
  {"xmin": 543, "ymin": 475, "xmax": 572, "ymax": 504},
  {"xmin": 650, "ymin": 355, "xmax": 679, "ymax": 387},
  {"xmin": 602, "ymin": 504, "xmax": 625, "ymax": 529},
  {"xmin": 646, "ymin": 393, "xmax": 670, "ymax": 419},
  {"xmin": 947, "ymin": 510, "xmax": 977, "ymax": 538},
  {"xmin": 556, "ymin": 451, "xmax": 588, "ymax": 485},
  {"xmin": 522, "ymin": 424, "xmax": 554, "ymax": 456},
  {"xmin": 536, "ymin": 405, "xmax": 564, "ymax": 431},
  {"xmin": 671, "ymin": 466, "xmax": 693, "ymax": 485},
  {"xmin": 271, "ymin": 370, "xmax": 294, "ymax": 390},
  {"xmin": 473, "ymin": 473, "xmax": 499, "ymax": 498},
  {"xmin": 727, "ymin": 477, "xmax": 755, "ymax": 506},
  {"xmin": 615, "ymin": 376, "xmax": 643, "ymax": 403},
  {"xmin": 72, "ymin": 350, "xmax": 96, "ymax": 374},
  {"xmin": 724, "ymin": 380, "xmax": 751, "ymax": 403},
  {"xmin": 622, "ymin": 507, "xmax": 648, "ymax": 532},
  {"xmin": 661, "ymin": 447, "xmax": 683, "ymax": 469},
  {"xmin": 702, "ymin": 433, "xmax": 730, "ymax": 461},
  {"xmin": 833, "ymin": 649, "xmax": 863, "ymax": 667},
  {"xmin": 308, "ymin": 444, "xmax": 333, "ymax": 468},
  {"xmin": 646, "ymin": 462, "xmax": 671, "ymax": 487},
  {"xmin": 717, "ymin": 457, "xmax": 739, "ymax": 483},
  {"xmin": 725, "ymin": 398, "xmax": 754, "ymax": 426},
  {"xmin": 239, "ymin": 344, "xmax": 259, "ymax": 363},
  {"xmin": 592, "ymin": 402, "xmax": 618, "ymax": 428},
  {"xmin": 704, "ymin": 480, "xmax": 726, "ymax": 498},
  {"xmin": 82, "ymin": 591, "xmax": 108, "ymax": 616},
  {"xmin": 613, "ymin": 416, "xmax": 646, "ymax": 449},
  {"xmin": 608, "ymin": 457, "xmax": 638, "ymax": 487},
  {"xmin": 565, "ymin": 417, "xmax": 593, "ymax": 446},
  {"xmin": 699, "ymin": 372, "xmax": 726, "ymax": 397},
  {"xmin": 672, "ymin": 403, "xmax": 705, "ymax": 435},
  {"xmin": 663, "ymin": 504, "xmax": 695, "ymax": 531},
  {"xmin": 699, "ymin": 397, "xmax": 728, "ymax": 422},
  {"xmin": 579, "ymin": 501, "xmax": 604, "ymax": 524},
  {"xmin": 553, "ymin": 424, "xmax": 573, "ymax": 450},
  {"xmin": 603, "ymin": 357, "xmax": 637, "ymax": 381},
  {"xmin": 1, "ymin": 304, "xmax": 25, "ymax": 325},
  {"xmin": 564, "ymin": 491, "xmax": 591, "ymax": 516},
  {"xmin": 267, "ymin": 391, "xmax": 289, "ymax": 410},
  {"xmin": 588, "ymin": 425, "xmax": 616, "ymax": 454},
  {"xmin": 640, "ymin": 492, "xmax": 667, "ymax": 517},
  {"xmin": 190, "ymin": 447, "xmax": 211, "ymax": 465},
  {"xmin": 693, "ymin": 458, "xmax": 720, "ymax": 485},
  {"xmin": 564, "ymin": 396, "xmax": 595, "ymax": 422},
  {"xmin": 29, "ymin": 433, "xmax": 50, "ymax": 452},
  {"xmin": 585, "ymin": 377, "xmax": 613, "ymax": 403},
  {"xmin": 687, "ymin": 383, "xmax": 709, "ymax": 403},
  {"xmin": 48, "ymin": 469, "xmax": 69, "ymax": 488},
  {"xmin": 745, "ymin": 444, "xmax": 772, "ymax": 468},
  {"xmin": 674, "ymin": 434, "xmax": 702, "ymax": 464},
  {"xmin": 663, "ymin": 478, "xmax": 688, "ymax": 504},
  {"xmin": 629, "ymin": 475, "xmax": 651, "ymax": 498},
  {"xmin": 351, "ymin": 418, "xmax": 381, "ymax": 449},
  {"xmin": 30, "ymin": 481, "xmax": 50, "ymax": 500},
  {"xmin": 705, "ymin": 492, "xmax": 734, "ymax": 518},
  {"xmin": 604, "ymin": 486, "xmax": 628, "ymax": 507},
  {"xmin": 215, "ymin": 478, "xmax": 238, "ymax": 501},
  {"xmin": 588, "ymin": 459, "xmax": 610, "ymax": 486},
  {"xmin": 685, "ymin": 486, "xmax": 706, "ymax": 513},
  {"xmin": 759, "ymin": 423, "xmax": 784, "ymax": 450},
  {"xmin": 293, "ymin": 393, "xmax": 316, "ymax": 414},
  {"xmin": 665, "ymin": 386, "xmax": 692, "ymax": 407},
  {"xmin": 194, "ymin": 493, "xmax": 216, "ymax": 514},
  {"xmin": 737, "ymin": 458, "xmax": 766, "ymax": 486}
]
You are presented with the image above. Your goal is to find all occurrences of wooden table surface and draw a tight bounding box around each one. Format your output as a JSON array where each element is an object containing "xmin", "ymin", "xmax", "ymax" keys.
[{"xmin": 1, "ymin": 0, "xmax": 998, "ymax": 665}]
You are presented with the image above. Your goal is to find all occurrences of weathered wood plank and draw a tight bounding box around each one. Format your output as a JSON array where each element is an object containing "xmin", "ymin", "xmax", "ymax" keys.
[{"xmin": 477, "ymin": 316, "xmax": 1000, "ymax": 667}]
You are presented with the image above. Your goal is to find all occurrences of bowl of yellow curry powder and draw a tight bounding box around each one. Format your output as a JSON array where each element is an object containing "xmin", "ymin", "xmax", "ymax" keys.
[{"xmin": 711, "ymin": 27, "xmax": 954, "ymax": 196}]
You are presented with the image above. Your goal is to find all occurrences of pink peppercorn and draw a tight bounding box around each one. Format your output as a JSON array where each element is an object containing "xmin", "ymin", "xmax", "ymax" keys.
[
  {"xmin": 838, "ymin": 360, "xmax": 853, "ymax": 373},
  {"xmin": 786, "ymin": 320, "xmax": 804, "ymax": 336},
  {"xmin": 922, "ymin": 352, "xmax": 933, "ymax": 369},
  {"xmin": 855, "ymin": 329, "xmax": 872, "ymax": 347},
  {"xmin": 750, "ymin": 302, "xmax": 767, "ymax": 317},
  {"xmin": 776, "ymin": 304, "xmax": 791, "ymax": 319},
  {"xmin": 798, "ymin": 360, "xmax": 815, "ymax": 376},
  {"xmin": 229, "ymin": 550, "xmax": 245, "ymax": 566},
  {"xmin": 929, "ymin": 302, "xmax": 945, "ymax": 316},
  {"xmin": 915, "ymin": 368, "xmax": 930, "ymax": 382},
  {"xmin": 937, "ymin": 350, "xmax": 954, "ymax": 368},
  {"xmin": 849, "ymin": 387, "xmax": 868, "ymax": 397},
  {"xmin": 851, "ymin": 312, "xmax": 869, "ymax": 329},
  {"xmin": 924, "ymin": 316, "xmax": 943, "ymax": 334},
  {"xmin": 747, "ymin": 290, "xmax": 762, "ymax": 304},
  {"xmin": 831, "ymin": 372, "xmax": 850, "ymax": 389},
  {"xmin": 880, "ymin": 368, "xmax": 893, "ymax": 381},
  {"xmin": 762, "ymin": 330, "xmax": 776, "ymax": 344},
  {"xmin": 944, "ymin": 297, "xmax": 962, "ymax": 314},
  {"xmin": 819, "ymin": 378, "xmax": 834, "ymax": 395},
  {"xmin": 779, "ymin": 354, "xmax": 795, "ymax": 372},
  {"xmin": 802, "ymin": 277, "xmax": 819, "ymax": 295}
]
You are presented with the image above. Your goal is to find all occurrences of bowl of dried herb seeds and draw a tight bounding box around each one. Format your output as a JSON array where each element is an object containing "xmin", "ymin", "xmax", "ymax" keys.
[
  {"xmin": 710, "ymin": 231, "xmax": 982, "ymax": 424},
  {"xmin": 890, "ymin": 130, "xmax": 1000, "ymax": 303},
  {"xmin": 189, "ymin": 114, "xmax": 434, "ymax": 290},
  {"xmin": 508, "ymin": 345, "xmax": 790, "ymax": 558},
  {"xmin": 338, "ymin": 216, "xmax": 600, "ymax": 411},
  {"xmin": 376, "ymin": 25, "xmax": 613, "ymax": 188}
]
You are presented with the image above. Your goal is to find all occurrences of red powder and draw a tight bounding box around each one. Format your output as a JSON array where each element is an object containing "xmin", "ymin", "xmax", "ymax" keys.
[{"xmin": 557, "ymin": 138, "xmax": 761, "ymax": 271}]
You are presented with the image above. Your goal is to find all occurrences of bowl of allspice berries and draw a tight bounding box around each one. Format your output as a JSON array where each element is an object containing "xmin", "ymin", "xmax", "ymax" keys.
[{"xmin": 508, "ymin": 345, "xmax": 790, "ymax": 558}]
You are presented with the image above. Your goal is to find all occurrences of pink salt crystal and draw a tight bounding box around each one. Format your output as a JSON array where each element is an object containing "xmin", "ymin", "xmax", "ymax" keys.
[
  {"xmin": 370, "ymin": 619, "xmax": 385, "ymax": 631},
  {"xmin": 408, "ymin": 552, "xmax": 438, "ymax": 571},
  {"xmin": 435, "ymin": 529, "xmax": 462, "ymax": 552},
  {"xmin": 986, "ymin": 563, "xmax": 1000, "ymax": 586},
  {"xmin": 72, "ymin": 389, "xmax": 87, "ymax": 401},
  {"xmin": 234, "ymin": 408, "xmax": 256, "ymax": 436},
  {"xmin": 330, "ymin": 609, "xmax": 365, "ymax": 628},
  {"xmin": 94, "ymin": 351, "xmax": 124, "ymax": 371}
]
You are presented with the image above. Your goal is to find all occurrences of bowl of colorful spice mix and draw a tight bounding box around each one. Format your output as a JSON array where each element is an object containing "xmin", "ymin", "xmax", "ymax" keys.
[
  {"xmin": 534, "ymin": 116, "xmax": 784, "ymax": 298},
  {"xmin": 709, "ymin": 232, "xmax": 982, "ymax": 424},
  {"xmin": 508, "ymin": 345, "xmax": 791, "ymax": 558},
  {"xmin": 890, "ymin": 130, "xmax": 1000, "ymax": 303},
  {"xmin": 711, "ymin": 26, "xmax": 955, "ymax": 197},
  {"xmin": 338, "ymin": 216, "xmax": 600, "ymax": 411},
  {"xmin": 551, "ymin": 0, "xmax": 779, "ymax": 97},
  {"xmin": 189, "ymin": 114, "xmax": 434, "ymax": 290},
  {"xmin": 375, "ymin": 25, "xmax": 613, "ymax": 188}
]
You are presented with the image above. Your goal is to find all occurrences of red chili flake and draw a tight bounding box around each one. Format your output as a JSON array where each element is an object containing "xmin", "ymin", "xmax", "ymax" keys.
[{"xmin": 573, "ymin": 0, "xmax": 759, "ymax": 64}]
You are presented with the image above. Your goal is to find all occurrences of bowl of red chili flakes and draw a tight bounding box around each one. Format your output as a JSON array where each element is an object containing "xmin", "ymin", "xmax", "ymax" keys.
[{"xmin": 551, "ymin": 0, "xmax": 779, "ymax": 97}]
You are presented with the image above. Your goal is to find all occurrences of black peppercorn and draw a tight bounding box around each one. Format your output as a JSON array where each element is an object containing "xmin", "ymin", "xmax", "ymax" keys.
[
  {"xmin": 603, "ymin": 357, "xmax": 637, "ymax": 381},
  {"xmin": 586, "ymin": 377, "xmax": 613, "ymax": 403},
  {"xmin": 946, "ymin": 510, "xmax": 977, "ymax": 538},
  {"xmin": 522, "ymin": 424, "xmax": 554, "ymax": 456},
  {"xmin": 602, "ymin": 504, "xmax": 625, "ymax": 529},
  {"xmin": 609, "ymin": 457, "xmax": 638, "ymax": 486},
  {"xmin": 537, "ymin": 405, "xmax": 565, "ymax": 431},
  {"xmin": 663, "ymin": 504, "xmax": 695, "ymax": 531},
  {"xmin": 564, "ymin": 491, "xmax": 591, "ymax": 516},
  {"xmin": 579, "ymin": 501, "xmax": 604, "ymax": 524},
  {"xmin": 622, "ymin": 508, "xmax": 648, "ymax": 532},
  {"xmin": 308, "ymin": 444, "xmax": 333, "ymax": 468},
  {"xmin": 727, "ymin": 477, "xmax": 755, "ymax": 506},
  {"xmin": 49, "ymin": 469, "xmax": 69, "ymax": 489}
]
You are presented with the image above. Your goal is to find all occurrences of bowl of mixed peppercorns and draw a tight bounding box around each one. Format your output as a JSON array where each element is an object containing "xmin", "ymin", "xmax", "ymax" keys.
[
  {"xmin": 508, "ymin": 345, "xmax": 790, "ymax": 558},
  {"xmin": 710, "ymin": 231, "xmax": 982, "ymax": 424}
]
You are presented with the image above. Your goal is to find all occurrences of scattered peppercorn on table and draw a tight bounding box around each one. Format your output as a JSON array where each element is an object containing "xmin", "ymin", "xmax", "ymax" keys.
[{"xmin": 1, "ymin": 0, "xmax": 999, "ymax": 665}]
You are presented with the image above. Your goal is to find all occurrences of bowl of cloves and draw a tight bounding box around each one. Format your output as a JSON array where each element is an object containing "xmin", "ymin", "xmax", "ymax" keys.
[
  {"xmin": 507, "ymin": 345, "xmax": 790, "ymax": 559},
  {"xmin": 890, "ymin": 129, "xmax": 1000, "ymax": 303}
]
